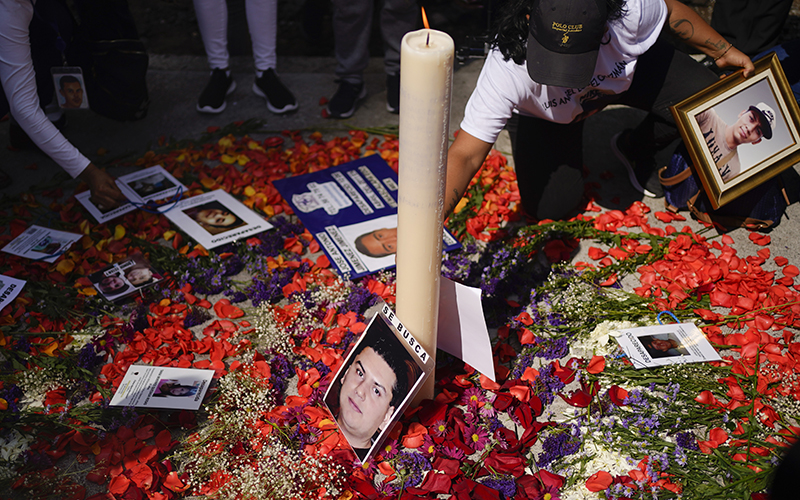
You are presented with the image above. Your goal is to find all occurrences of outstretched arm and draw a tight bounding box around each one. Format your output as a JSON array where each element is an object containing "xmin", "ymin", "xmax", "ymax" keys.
[
  {"xmin": 79, "ymin": 164, "xmax": 127, "ymax": 209},
  {"xmin": 663, "ymin": 0, "xmax": 754, "ymax": 77},
  {"xmin": 444, "ymin": 130, "xmax": 494, "ymax": 217}
]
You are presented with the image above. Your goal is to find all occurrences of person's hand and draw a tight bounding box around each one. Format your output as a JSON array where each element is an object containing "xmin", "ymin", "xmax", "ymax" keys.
[
  {"xmin": 78, "ymin": 163, "xmax": 127, "ymax": 210},
  {"xmin": 715, "ymin": 46, "xmax": 755, "ymax": 78}
]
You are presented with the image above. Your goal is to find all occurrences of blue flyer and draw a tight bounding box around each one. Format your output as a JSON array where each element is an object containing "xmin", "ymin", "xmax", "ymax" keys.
[{"xmin": 274, "ymin": 155, "xmax": 461, "ymax": 279}]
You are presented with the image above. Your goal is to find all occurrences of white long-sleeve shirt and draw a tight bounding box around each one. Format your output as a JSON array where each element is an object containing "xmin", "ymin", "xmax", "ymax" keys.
[{"xmin": 0, "ymin": 0, "xmax": 90, "ymax": 177}]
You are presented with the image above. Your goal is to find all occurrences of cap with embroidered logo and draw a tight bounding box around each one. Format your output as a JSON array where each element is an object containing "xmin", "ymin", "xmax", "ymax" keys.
[
  {"xmin": 526, "ymin": 0, "xmax": 608, "ymax": 88},
  {"xmin": 749, "ymin": 102, "xmax": 775, "ymax": 140}
]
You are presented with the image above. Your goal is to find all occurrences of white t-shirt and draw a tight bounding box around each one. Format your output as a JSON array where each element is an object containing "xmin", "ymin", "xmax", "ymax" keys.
[
  {"xmin": 695, "ymin": 108, "xmax": 740, "ymax": 181},
  {"xmin": 0, "ymin": 0, "xmax": 90, "ymax": 178},
  {"xmin": 461, "ymin": 0, "xmax": 668, "ymax": 144}
]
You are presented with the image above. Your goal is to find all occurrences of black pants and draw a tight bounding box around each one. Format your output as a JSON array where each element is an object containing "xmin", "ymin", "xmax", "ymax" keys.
[{"xmin": 507, "ymin": 37, "xmax": 719, "ymax": 220}]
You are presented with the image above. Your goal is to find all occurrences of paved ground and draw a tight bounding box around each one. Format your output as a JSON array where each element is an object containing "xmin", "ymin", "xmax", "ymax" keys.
[{"xmin": 1, "ymin": 47, "xmax": 799, "ymax": 269}]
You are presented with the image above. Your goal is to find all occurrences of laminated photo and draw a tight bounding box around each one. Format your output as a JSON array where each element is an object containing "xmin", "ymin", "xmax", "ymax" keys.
[
  {"xmin": 324, "ymin": 303, "xmax": 432, "ymax": 463},
  {"xmin": 110, "ymin": 365, "xmax": 214, "ymax": 410},
  {"xmin": 613, "ymin": 322, "xmax": 721, "ymax": 369},
  {"xmin": 87, "ymin": 253, "xmax": 163, "ymax": 302},
  {"xmin": 1, "ymin": 225, "xmax": 81, "ymax": 263},
  {"xmin": 274, "ymin": 155, "xmax": 460, "ymax": 279},
  {"xmin": 164, "ymin": 189, "xmax": 273, "ymax": 249},
  {"xmin": 75, "ymin": 190, "xmax": 136, "ymax": 224},
  {"xmin": 116, "ymin": 165, "xmax": 187, "ymax": 205}
]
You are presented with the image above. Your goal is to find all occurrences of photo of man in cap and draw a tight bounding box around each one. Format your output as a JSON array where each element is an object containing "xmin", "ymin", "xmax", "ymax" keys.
[{"xmin": 695, "ymin": 101, "xmax": 776, "ymax": 182}]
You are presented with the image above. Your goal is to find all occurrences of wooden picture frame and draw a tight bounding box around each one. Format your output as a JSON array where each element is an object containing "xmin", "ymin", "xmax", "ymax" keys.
[{"xmin": 671, "ymin": 53, "xmax": 800, "ymax": 209}]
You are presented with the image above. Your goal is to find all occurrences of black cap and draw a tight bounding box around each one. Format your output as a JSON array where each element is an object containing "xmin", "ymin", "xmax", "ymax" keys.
[{"xmin": 527, "ymin": 0, "xmax": 608, "ymax": 88}]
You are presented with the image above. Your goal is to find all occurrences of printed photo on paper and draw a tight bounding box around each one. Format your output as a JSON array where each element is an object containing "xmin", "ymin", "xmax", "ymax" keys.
[
  {"xmin": 0, "ymin": 275, "xmax": 25, "ymax": 310},
  {"xmin": 51, "ymin": 67, "xmax": 89, "ymax": 110},
  {"xmin": 613, "ymin": 322, "xmax": 721, "ymax": 369},
  {"xmin": 274, "ymin": 155, "xmax": 461, "ymax": 279},
  {"xmin": 324, "ymin": 303, "xmax": 432, "ymax": 463},
  {"xmin": 1, "ymin": 225, "xmax": 81, "ymax": 263},
  {"xmin": 116, "ymin": 165, "xmax": 186, "ymax": 204},
  {"xmin": 87, "ymin": 253, "xmax": 162, "ymax": 302},
  {"xmin": 75, "ymin": 191, "xmax": 136, "ymax": 224},
  {"xmin": 110, "ymin": 365, "xmax": 214, "ymax": 410},
  {"xmin": 164, "ymin": 189, "xmax": 273, "ymax": 249}
]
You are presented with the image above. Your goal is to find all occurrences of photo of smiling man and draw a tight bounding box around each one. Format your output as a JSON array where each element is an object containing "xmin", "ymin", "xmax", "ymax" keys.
[{"xmin": 325, "ymin": 315, "xmax": 423, "ymax": 461}]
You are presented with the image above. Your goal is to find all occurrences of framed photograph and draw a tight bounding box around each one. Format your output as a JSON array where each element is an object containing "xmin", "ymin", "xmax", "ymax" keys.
[
  {"xmin": 51, "ymin": 67, "xmax": 90, "ymax": 110},
  {"xmin": 87, "ymin": 253, "xmax": 163, "ymax": 302},
  {"xmin": 671, "ymin": 53, "xmax": 800, "ymax": 209},
  {"xmin": 324, "ymin": 303, "xmax": 432, "ymax": 463}
]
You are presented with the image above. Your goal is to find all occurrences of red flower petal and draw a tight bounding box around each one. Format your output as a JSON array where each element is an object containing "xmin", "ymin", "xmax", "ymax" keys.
[{"xmin": 586, "ymin": 471, "xmax": 613, "ymax": 492}]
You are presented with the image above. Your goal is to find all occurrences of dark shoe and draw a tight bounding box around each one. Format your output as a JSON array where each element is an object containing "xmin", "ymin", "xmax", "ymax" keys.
[
  {"xmin": 386, "ymin": 73, "xmax": 399, "ymax": 114},
  {"xmin": 253, "ymin": 68, "xmax": 298, "ymax": 114},
  {"xmin": 611, "ymin": 131, "xmax": 664, "ymax": 198},
  {"xmin": 197, "ymin": 68, "xmax": 236, "ymax": 114},
  {"xmin": 326, "ymin": 80, "xmax": 366, "ymax": 119}
]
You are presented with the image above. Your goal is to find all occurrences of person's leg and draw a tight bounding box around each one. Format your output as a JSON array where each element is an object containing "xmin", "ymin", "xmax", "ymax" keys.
[
  {"xmin": 507, "ymin": 114, "xmax": 585, "ymax": 221},
  {"xmin": 327, "ymin": 0, "xmax": 371, "ymax": 117},
  {"xmin": 245, "ymin": 0, "xmax": 277, "ymax": 72},
  {"xmin": 332, "ymin": 0, "xmax": 371, "ymax": 84},
  {"xmin": 193, "ymin": 0, "xmax": 236, "ymax": 113},
  {"xmin": 380, "ymin": 0, "xmax": 417, "ymax": 113},
  {"xmin": 610, "ymin": 36, "xmax": 718, "ymax": 196},
  {"xmin": 193, "ymin": 0, "xmax": 230, "ymax": 70},
  {"xmin": 246, "ymin": 0, "xmax": 297, "ymax": 113}
]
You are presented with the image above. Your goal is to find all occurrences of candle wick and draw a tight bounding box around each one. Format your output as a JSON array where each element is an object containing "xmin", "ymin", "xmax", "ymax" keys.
[{"xmin": 426, "ymin": 32, "xmax": 430, "ymax": 46}]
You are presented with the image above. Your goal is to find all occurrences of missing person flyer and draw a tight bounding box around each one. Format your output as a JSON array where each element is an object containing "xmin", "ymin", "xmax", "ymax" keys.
[
  {"xmin": 110, "ymin": 365, "xmax": 214, "ymax": 410},
  {"xmin": 0, "ymin": 275, "xmax": 25, "ymax": 310},
  {"xmin": 75, "ymin": 191, "xmax": 137, "ymax": 224},
  {"xmin": 164, "ymin": 189, "xmax": 273, "ymax": 250},
  {"xmin": 273, "ymin": 155, "xmax": 461, "ymax": 279},
  {"xmin": 117, "ymin": 165, "xmax": 186, "ymax": 205},
  {"xmin": 613, "ymin": 322, "xmax": 721, "ymax": 369},
  {"xmin": 1, "ymin": 225, "xmax": 82, "ymax": 263},
  {"xmin": 88, "ymin": 253, "xmax": 163, "ymax": 302},
  {"xmin": 324, "ymin": 302, "xmax": 432, "ymax": 463}
]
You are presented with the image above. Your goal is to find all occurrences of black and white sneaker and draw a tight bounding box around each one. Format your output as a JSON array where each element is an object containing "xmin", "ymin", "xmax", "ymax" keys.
[
  {"xmin": 253, "ymin": 68, "xmax": 298, "ymax": 114},
  {"xmin": 611, "ymin": 131, "xmax": 664, "ymax": 198},
  {"xmin": 326, "ymin": 80, "xmax": 366, "ymax": 119},
  {"xmin": 197, "ymin": 68, "xmax": 236, "ymax": 114},
  {"xmin": 386, "ymin": 73, "xmax": 400, "ymax": 114}
]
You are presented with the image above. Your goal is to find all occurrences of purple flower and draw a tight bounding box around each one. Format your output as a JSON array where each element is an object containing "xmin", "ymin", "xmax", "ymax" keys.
[
  {"xmin": 394, "ymin": 451, "xmax": 431, "ymax": 487},
  {"xmin": 480, "ymin": 475, "xmax": 517, "ymax": 498}
]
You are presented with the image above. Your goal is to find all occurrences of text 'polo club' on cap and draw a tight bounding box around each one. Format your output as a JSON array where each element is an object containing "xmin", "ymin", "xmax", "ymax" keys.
[{"xmin": 526, "ymin": 0, "xmax": 608, "ymax": 89}]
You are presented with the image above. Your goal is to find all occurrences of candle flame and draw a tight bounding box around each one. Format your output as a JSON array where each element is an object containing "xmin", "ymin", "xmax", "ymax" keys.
[{"xmin": 421, "ymin": 6, "xmax": 430, "ymax": 29}]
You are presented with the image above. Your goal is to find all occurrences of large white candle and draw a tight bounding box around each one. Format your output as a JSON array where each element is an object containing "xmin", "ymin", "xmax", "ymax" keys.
[{"xmin": 396, "ymin": 28, "xmax": 454, "ymax": 402}]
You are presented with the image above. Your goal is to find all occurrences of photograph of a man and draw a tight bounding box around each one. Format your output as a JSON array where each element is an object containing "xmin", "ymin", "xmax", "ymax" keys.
[
  {"xmin": 355, "ymin": 227, "xmax": 397, "ymax": 258},
  {"xmin": 57, "ymin": 75, "xmax": 86, "ymax": 109},
  {"xmin": 696, "ymin": 101, "xmax": 777, "ymax": 182},
  {"xmin": 639, "ymin": 333, "xmax": 689, "ymax": 359},
  {"xmin": 183, "ymin": 201, "xmax": 246, "ymax": 236},
  {"xmin": 325, "ymin": 317, "xmax": 423, "ymax": 461}
]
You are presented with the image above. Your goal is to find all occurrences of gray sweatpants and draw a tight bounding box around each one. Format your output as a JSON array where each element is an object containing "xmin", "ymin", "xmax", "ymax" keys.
[{"xmin": 332, "ymin": 0, "xmax": 419, "ymax": 83}]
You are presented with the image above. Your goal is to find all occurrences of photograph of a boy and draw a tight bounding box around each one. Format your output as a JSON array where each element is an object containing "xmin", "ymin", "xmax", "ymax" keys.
[
  {"xmin": 183, "ymin": 200, "xmax": 246, "ymax": 236},
  {"xmin": 325, "ymin": 318, "xmax": 423, "ymax": 461},
  {"xmin": 94, "ymin": 273, "xmax": 133, "ymax": 297},
  {"xmin": 639, "ymin": 333, "xmax": 689, "ymax": 359},
  {"xmin": 693, "ymin": 78, "xmax": 790, "ymax": 182},
  {"xmin": 152, "ymin": 379, "xmax": 199, "ymax": 398},
  {"xmin": 127, "ymin": 173, "xmax": 176, "ymax": 199}
]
